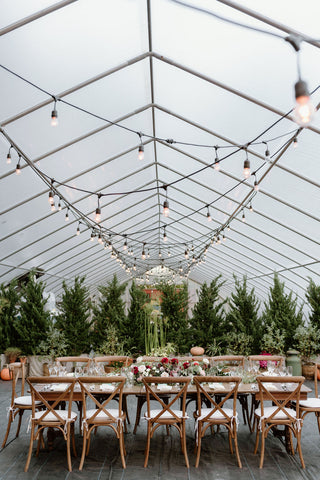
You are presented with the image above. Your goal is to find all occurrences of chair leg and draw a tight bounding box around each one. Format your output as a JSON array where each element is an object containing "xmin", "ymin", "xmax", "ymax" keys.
[
  {"xmin": 66, "ymin": 425, "xmax": 72, "ymax": 472},
  {"xmin": 119, "ymin": 426, "xmax": 126, "ymax": 469},
  {"xmin": 1, "ymin": 413, "xmax": 13, "ymax": 448},
  {"xmin": 253, "ymin": 425, "xmax": 260, "ymax": 454},
  {"xmin": 195, "ymin": 423, "xmax": 202, "ymax": 468},
  {"xmin": 16, "ymin": 410, "xmax": 24, "ymax": 438},
  {"xmin": 24, "ymin": 424, "xmax": 35, "ymax": 472},
  {"xmin": 71, "ymin": 424, "xmax": 77, "ymax": 457},
  {"xmin": 233, "ymin": 425, "xmax": 242, "ymax": 468},
  {"xmin": 228, "ymin": 429, "xmax": 233, "ymax": 454},
  {"xmin": 144, "ymin": 422, "xmax": 152, "ymax": 468},
  {"xmin": 316, "ymin": 412, "xmax": 320, "ymax": 434},
  {"xmin": 181, "ymin": 421, "xmax": 189, "ymax": 468},
  {"xmin": 123, "ymin": 395, "xmax": 130, "ymax": 424},
  {"xmin": 296, "ymin": 430, "xmax": 305, "ymax": 469},
  {"xmin": 259, "ymin": 431, "xmax": 265, "ymax": 468},
  {"xmin": 79, "ymin": 431, "xmax": 87, "ymax": 470}
]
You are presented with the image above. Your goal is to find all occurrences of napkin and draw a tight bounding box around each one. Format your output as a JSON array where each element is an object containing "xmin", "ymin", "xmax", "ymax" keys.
[
  {"xmin": 157, "ymin": 385, "xmax": 172, "ymax": 392},
  {"xmin": 50, "ymin": 384, "xmax": 67, "ymax": 392},
  {"xmin": 100, "ymin": 384, "xmax": 115, "ymax": 392},
  {"xmin": 208, "ymin": 383, "xmax": 226, "ymax": 391},
  {"xmin": 263, "ymin": 383, "xmax": 277, "ymax": 391}
]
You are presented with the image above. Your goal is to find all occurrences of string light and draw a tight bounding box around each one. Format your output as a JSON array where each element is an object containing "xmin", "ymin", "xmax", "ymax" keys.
[
  {"xmin": 123, "ymin": 236, "xmax": 128, "ymax": 250},
  {"xmin": 65, "ymin": 208, "xmax": 69, "ymax": 221},
  {"xmin": 48, "ymin": 180, "xmax": 54, "ymax": 205},
  {"xmin": 98, "ymin": 232, "xmax": 103, "ymax": 244},
  {"xmin": 254, "ymin": 178, "xmax": 259, "ymax": 191},
  {"xmin": 249, "ymin": 202, "xmax": 253, "ymax": 212},
  {"xmin": 294, "ymin": 80, "xmax": 315, "ymax": 126},
  {"xmin": 217, "ymin": 236, "xmax": 221, "ymax": 244},
  {"xmin": 168, "ymin": 249, "xmax": 171, "ymax": 257},
  {"xmin": 243, "ymin": 149, "xmax": 251, "ymax": 179},
  {"xmin": 242, "ymin": 210, "xmax": 246, "ymax": 222},
  {"xmin": 162, "ymin": 185, "xmax": 169, "ymax": 217},
  {"xmin": 15, "ymin": 155, "xmax": 21, "ymax": 175},
  {"xmin": 141, "ymin": 243, "xmax": 146, "ymax": 260},
  {"xmin": 184, "ymin": 247, "xmax": 189, "ymax": 259},
  {"xmin": 51, "ymin": 98, "xmax": 58, "ymax": 127},
  {"xmin": 207, "ymin": 205, "xmax": 212, "ymax": 222},
  {"xmin": 95, "ymin": 194, "xmax": 101, "ymax": 223},
  {"xmin": 58, "ymin": 198, "xmax": 62, "ymax": 211},
  {"xmin": 159, "ymin": 250, "xmax": 162, "ymax": 258},
  {"xmin": 227, "ymin": 224, "xmax": 231, "ymax": 231},
  {"xmin": 293, "ymin": 137, "xmax": 298, "ymax": 148},
  {"xmin": 264, "ymin": 142, "xmax": 270, "ymax": 162},
  {"xmin": 163, "ymin": 226, "xmax": 167, "ymax": 242},
  {"xmin": 6, "ymin": 146, "xmax": 12, "ymax": 164},
  {"xmin": 50, "ymin": 201, "xmax": 56, "ymax": 212},
  {"xmin": 214, "ymin": 146, "xmax": 220, "ymax": 171},
  {"xmin": 76, "ymin": 222, "xmax": 81, "ymax": 235}
]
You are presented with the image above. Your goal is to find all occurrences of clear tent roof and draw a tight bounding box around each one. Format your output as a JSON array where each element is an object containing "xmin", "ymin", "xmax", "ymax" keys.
[{"xmin": 1, "ymin": 0, "xmax": 320, "ymax": 309}]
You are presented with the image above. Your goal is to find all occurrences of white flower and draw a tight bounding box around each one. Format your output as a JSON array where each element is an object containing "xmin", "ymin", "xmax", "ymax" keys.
[
  {"xmin": 136, "ymin": 356, "xmax": 143, "ymax": 363},
  {"xmin": 138, "ymin": 365, "xmax": 146, "ymax": 373},
  {"xmin": 199, "ymin": 368, "xmax": 205, "ymax": 376},
  {"xmin": 203, "ymin": 358, "xmax": 209, "ymax": 364},
  {"xmin": 161, "ymin": 371, "xmax": 169, "ymax": 377}
]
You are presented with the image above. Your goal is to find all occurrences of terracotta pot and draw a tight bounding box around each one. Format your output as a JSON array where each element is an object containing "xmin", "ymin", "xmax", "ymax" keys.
[
  {"xmin": 0, "ymin": 367, "xmax": 12, "ymax": 381},
  {"xmin": 302, "ymin": 363, "xmax": 314, "ymax": 379},
  {"xmin": 190, "ymin": 346, "xmax": 204, "ymax": 356}
]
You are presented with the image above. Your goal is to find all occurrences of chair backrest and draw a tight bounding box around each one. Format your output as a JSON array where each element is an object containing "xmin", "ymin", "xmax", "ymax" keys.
[
  {"xmin": 256, "ymin": 375, "xmax": 305, "ymax": 422},
  {"xmin": 248, "ymin": 355, "xmax": 285, "ymax": 369},
  {"xmin": 55, "ymin": 356, "xmax": 91, "ymax": 366},
  {"xmin": 142, "ymin": 376, "xmax": 191, "ymax": 423},
  {"xmin": 27, "ymin": 376, "xmax": 76, "ymax": 424},
  {"xmin": 78, "ymin": 376, "xmax": 126, "ymax": 423},
  {"xmin": 93, "ymin": 356, "xmax": 132, "ymax": 367},
  {"xmin": 193, "ymin": 375, "xmax": 241, "ymax": 422},
  {"xmin": 212, "ymin": 355, "xmax": 245, "ymax": 368},
  {"xmin": 9, "ymin": 362, "xmax": 27, "ymax": 403}
]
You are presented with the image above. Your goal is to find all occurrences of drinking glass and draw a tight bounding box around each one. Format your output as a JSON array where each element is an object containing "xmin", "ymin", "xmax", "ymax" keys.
[
  {"xmin": 286, "ymin": 366, "xmax": 293, "ymax": 376},
  {"xmin": 75, "ymin": 366, "xmax": 82, "ymax": 377}
]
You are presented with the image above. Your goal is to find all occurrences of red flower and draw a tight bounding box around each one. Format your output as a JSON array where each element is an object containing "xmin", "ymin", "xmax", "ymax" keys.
[
  {"xmin": 161, "ymin": 357, "xmax": 169, "ymax": 364},
  {"xmin": 146, "ymin": 365, "xmax": 151, "ymax": 369},
  {"xmin": 183, "ymin": 362, "xmax": 190, "ymax": 369},
  {"xmin": 133, "ymin": 366, "xmax": 139, "ymax": 374},
  {"xmin": 193, "ymin": 361, "xmax": 199, "ymax": 366},
  {"xmin": 170, "ymin": 358, "xmax": 179, "ymax": 365}
]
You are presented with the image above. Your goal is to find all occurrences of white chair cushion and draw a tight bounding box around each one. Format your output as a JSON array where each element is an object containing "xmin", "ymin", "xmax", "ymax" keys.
[
  {"xmin": 255, "ymin": 406, "xmax": 297, "ymax": 420},
  {"xmin": 33, "ymin": 410, "xmax": 77, "ymax": 422},
  {"xmin": 85, "ymin": 408, "xmax": 122, "ymax": 421},
  {"xmin": 198, "ymin": 407, "xmax": 234, "ymax": 421},
  {"xmin": 145, "ymin": 409, "xmax": 184, "ymax": 419},
  {"xmin": 15, "ymin": 396, "xmax": 42, "ymax": 406},
  {"xmin": 299, "ymin": 398, "xmax": 320, "ymax": 408}
]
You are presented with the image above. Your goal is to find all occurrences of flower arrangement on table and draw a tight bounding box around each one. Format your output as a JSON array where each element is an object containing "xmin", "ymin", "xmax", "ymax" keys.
[{"xmin": 131, "ymin": 357, "xmax": 211, "ymax": 384}]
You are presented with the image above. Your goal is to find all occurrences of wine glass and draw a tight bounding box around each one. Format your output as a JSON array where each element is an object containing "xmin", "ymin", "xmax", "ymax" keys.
[{"xmin": 75, "ymin": 366, "xmax": 82, "ymax": 377}]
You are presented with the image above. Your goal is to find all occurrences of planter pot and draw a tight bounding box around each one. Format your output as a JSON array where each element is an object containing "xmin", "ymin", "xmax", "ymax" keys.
[
  {"xmin": 0, "ymin": 365, "xmax": 12, "ymax": 381},
  {"xmin": 28, "ymin": 355, "xmax": 51, "ymax": 376},
  {"xmin": 302, "ymin": 363, "xmax": 314, "ymax": 379},
  {"xmin": 190, "ymin": 346, "xmax": 204, "ymax": 356}
]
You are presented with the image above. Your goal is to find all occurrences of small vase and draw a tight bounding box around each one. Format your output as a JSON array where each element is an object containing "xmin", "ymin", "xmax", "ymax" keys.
[{"xmin": 190, "ymin": 346, "xmax": 204, "ymax": 356}]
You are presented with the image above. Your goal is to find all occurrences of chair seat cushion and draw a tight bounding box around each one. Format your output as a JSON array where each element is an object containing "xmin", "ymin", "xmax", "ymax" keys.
[
  {"xmin": 299, "ymin": 398, "xmax": 320, "ymax": 408},
  {"xmin": 85, "ymin": 408, "xmax": 123, "ymax": 421},
  {"xmin": 255, "ymin": 406, "xmax": 297, "ymax": 420},
  {"xmin": 198, "ymin": 407, "xmax": 235, "ymax": 421},
  {"xmin": 145, "ymin": 409, "xmax": 185, "ymax": 420},
  {"xmin": 15, "ymin": 396, "xmax": 42, "ymax": 406},
  {"xmin": 33, "ymin": 410, "xmax": 77, "ymax": 422}
]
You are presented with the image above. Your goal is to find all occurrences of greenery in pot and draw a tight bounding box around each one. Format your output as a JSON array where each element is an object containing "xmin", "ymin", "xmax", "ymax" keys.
[
  {"xmin": 96, "ymin": 324, "xmax": 126, "ymax": 356},
  {"xmin": 149, "ymin": 342, "xmax": 177, "ymax": 357},
  {"xmin": 306, "ymin": 278, "xmax": 320, "ymax": 330},
  {"xmin": 4, "ymin": 346, "xmax": 22, "ymax": 363},
  {"xmin": 260, "ymin": 322, "xmax": 286, "ymax": 355},
  {"xmin": 224, "ymin": 331, "xmax": 253, "ymax": 356},
  {"xmin": 35, "ymin": 322, "xmax": 69, "ymax": 359},
  {"xmin": 293, "ymin": 324, "xmax": 320, "ymax": 365}
]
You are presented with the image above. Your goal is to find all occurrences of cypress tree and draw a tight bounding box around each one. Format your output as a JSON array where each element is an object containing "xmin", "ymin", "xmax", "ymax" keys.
[
  {"xmin": 120, "ymin": 281, "xmax": 150, "ymax": 355},
  {"xmin": 0, "ymin": 280, "xmax": 20, "ymax": 350},
  {"xmin": 262, "ymin": 273, "xmax": 303, "ymax": 352},
  {"xmin": 306, "ymin": 278, "xmax": 320, "ymax": 329},
  {"xmin": 55, "ymin": 276, "xmax": 92, "ymax": 355},
  {"xmin": 91, "ymin": 274, "xmax": 126, "ymax": 350},
  {"xmin": 190, "ymin": 276, "xmax": 226, "ymax": 350},
  {"xmin": 157, "ymin": 282, "xmax": 189, "ymax": 353},
  {"xmin": 226, "ymin": 275, "xmax": 262, "ymax": 353},
  {"xmin": 14, "ymin": 273, "xmax": 50, "ymax": 355}
]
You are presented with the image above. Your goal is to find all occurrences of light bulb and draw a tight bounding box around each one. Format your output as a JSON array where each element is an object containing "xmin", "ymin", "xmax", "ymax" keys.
[
  {"xmin": 227, "ymin": 225, "xmax": 230, "ymax": 232},
  {"xmin": 254, "ymin": 180, "xmax": 259, "ymax": 191},
  {"xmin": 243, "ymin": 159, "xmax": 251, "ymax": 178},
  {"xmin": 159, "ymin": 250, "xmax": 162, "ymax": 258},
  {"xmin": 163, "ymin": 200, "xmax": 169, "ymax": 217},
  {"xmin": 98, "ymin": 234, "xmax": 103, "ymax": 244},
  {"xmin": 223, "ymin": 234, "xmax": 226, "ymax": 242},
  {"xmin": 138, "ymin": 144, "xmax": 144, "ymax": 161},
  {"xmin": 76, "ymin": 225, "xmax": 80, "ymax": 235},
  {"xmin": 6, "ymin": 152, "xmax": 11, "ymax": 164},
  {"xmin": 51, "ymin": 109, "xmax": 58, "ymax": 127},
  {"xmin": 141, "ymin": 250, "xmax": 145, "ymax": 260},
  {"xmin": 123, "ymin": 239, "xmax": 127, "ymax": 250},
  {"xmin": 16, "ymin": 158, "xmax": 21, "ymax": 175},
  {"xmin": 217, "ymin": 236, "xmax": 221, "ymax": 244},
  {"xmin": 294, "ymin": 80, "xmax": 315, "ymax": 126},
  {"xmin": 207, "ymin": 210, "xmax": 212, "ymax": 222},
  {"xmin": 249, "ymin": 203, "xmax": 253, "ymax": 212},
  {"xmin": 65, "ymin": 210, "xmax": 69, "ymax": 221},
  {"xmin": 48, "ymin": 191, "xmax": 54, "ymax": 204},
  {"xmin": 50, "ymin": 202, "xmax": 56, "ymax": 212},
  {"xmin": 185, "ymin": 249, "xmax": 189, "ymax": 259},
  {"xmin": 214, "ymin": 155, "xmax": 220, "ymax": 171},
  {"xmin": 168, "ymin": 250, "xmax": 171, "ymax": 257},
  {"xmin": 90, "ymin": 232, "xmax": 95, "ymax": 242},
  {"xmin": 293, "ymin": 137, "xmax": 298, "ymax": 148},
  {"xmin": 242, "ymin": 211, "xmax": 246, "ymax": 222},
  {"xmin": 58, "ymin": 200, "xmax": 62, "ymax": 211},
  {"xmin": 95, "ymin": 207, "xmax": 101, "ymax": 223}
]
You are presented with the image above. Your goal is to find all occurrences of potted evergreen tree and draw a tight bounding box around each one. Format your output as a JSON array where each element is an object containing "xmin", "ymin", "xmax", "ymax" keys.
[{"xmin": 293, "ymin": 324, "xmax": 320, "ymax": 378}]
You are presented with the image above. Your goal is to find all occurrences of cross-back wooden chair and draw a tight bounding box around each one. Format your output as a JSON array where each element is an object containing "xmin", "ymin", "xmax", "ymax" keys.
[
  {"xmin": 78, "ymin": 376, "xmax": 126, "ymax": 470},
  {"xmin": 253, "ymin": 375, "xmax": 305, "ymax": 469},
  {"xmin": 298, "ymin": 363, "xmax": 320, "ymax": 433},
  {"xmin": 248, "ymin": 355, "xmax": 285, "ymax": 429},
  {"xmin": 142, "ymin": 376, "xmax": 191, "ymax": 468},
  {"xmin": 211, "ymin": 355, "xmax": 251, "ymax": 431},
  {"xmin": 193, "ymin": 375, "xmax": 242, "ymax": 468},
  {"xmin": 25, "ymin": 377, "xmax": 78, "ymax": 472},
  {"xmin": 93, "ymin": 356, "xmax": 132, "ymax": 430},
  {"xmin": 2, "ymin": 362, "xmax": 42, "ymax": 448}
]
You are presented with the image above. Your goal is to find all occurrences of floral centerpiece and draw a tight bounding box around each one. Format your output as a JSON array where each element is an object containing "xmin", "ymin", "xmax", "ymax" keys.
[{"xmin": 131, "ymin": 357, "xmax": 211, "ymax": 384}]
